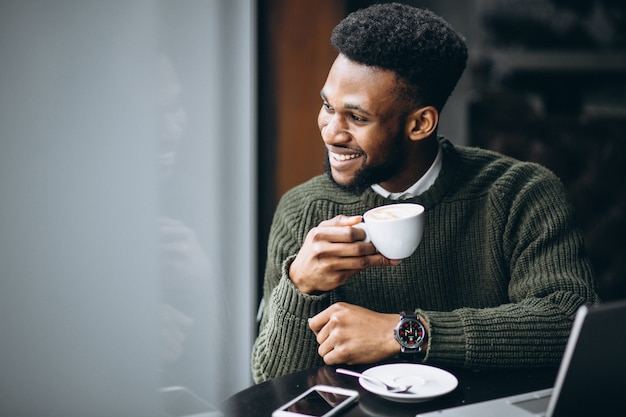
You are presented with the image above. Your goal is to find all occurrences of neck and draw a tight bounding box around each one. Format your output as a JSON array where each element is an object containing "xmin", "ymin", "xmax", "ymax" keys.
[{"xmin": 379, "ymin": 136, "xmax": 440, "ymax": 193}]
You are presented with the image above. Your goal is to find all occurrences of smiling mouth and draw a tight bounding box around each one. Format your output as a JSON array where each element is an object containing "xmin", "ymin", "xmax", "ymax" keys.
[{"xmin": 330, "ymin": 151, "xmax": 361, "ymax": 161}]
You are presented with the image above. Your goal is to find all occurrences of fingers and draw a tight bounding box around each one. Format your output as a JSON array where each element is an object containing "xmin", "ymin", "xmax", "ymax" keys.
[
  {"xmin": 319, "ymin": 214, "xmax": 362, "ymax": 227},
  {"xmin": 308, "ymin": 224, "xmax": 367, "ymax": 246},
  {"xmin": 319, "ymin": 252, "xmax": 400, "ymax": 271},
  {"xmin": 292, "ymin": 249, "xmax": 398, "ymax": 294},
  {"xmin": 290, "ymin": 214, "xmax": 399, "ymax": 294},
  {"xmin": 309, "ymin": 304, "xmax": 347, "ymax": 361},
  {"xmin": 309, "ymin": 309, "xmax": 336, "ymax": 361},
  {"xmin": 309, "ymin": 303, "xmax": 401, "ymax": 365},
  {"xmin": 308, "ymin": 241, "xmax": 377, "ymax": 262},
  {"xmin": 308, "ymin": 310, "xmax": 327, "ymax": 336}
]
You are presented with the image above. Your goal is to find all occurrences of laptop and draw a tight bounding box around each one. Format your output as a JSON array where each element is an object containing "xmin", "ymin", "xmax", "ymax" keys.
[{"xmin": 417, "ymin": 299, "xmax": 626, "ymax": 417}]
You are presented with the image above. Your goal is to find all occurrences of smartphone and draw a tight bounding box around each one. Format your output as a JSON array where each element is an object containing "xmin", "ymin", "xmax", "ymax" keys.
[{"xmin": 272, "ymin": 385, "xmax": 359, "ymax": 417}]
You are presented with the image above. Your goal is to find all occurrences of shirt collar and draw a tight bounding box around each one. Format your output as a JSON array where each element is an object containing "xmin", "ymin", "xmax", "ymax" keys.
[{"xmin": 371, "ymin": 144, "xmax": 443, "ymax": 200}]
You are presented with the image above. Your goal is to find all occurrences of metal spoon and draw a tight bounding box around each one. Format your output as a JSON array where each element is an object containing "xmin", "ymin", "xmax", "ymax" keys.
[{"xmin": 336, "ymin": 368, "xmax": 412, "ymax": 393}]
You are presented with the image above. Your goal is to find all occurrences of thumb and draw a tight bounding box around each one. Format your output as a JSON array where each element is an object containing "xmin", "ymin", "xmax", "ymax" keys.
[{"xmin": 335, "ymin": 214, "xmax": 363, "ymax": 226}]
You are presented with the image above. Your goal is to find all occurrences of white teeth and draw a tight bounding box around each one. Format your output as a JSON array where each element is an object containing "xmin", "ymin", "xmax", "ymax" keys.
[{"xmin": 331, "ymin": 152, "xmax": 360, "ymax": 161}]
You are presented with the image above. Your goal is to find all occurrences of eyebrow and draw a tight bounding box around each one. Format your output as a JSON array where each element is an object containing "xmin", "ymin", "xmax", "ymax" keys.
[{"xmin": 320, "ymin": 90, "xmax": 373, "ymax": 116}]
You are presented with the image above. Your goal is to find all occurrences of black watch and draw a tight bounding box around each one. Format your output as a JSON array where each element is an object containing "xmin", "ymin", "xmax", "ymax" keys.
[{"xmin": 394, "ymin": 311, "xmax": 427, "ymax": 359}]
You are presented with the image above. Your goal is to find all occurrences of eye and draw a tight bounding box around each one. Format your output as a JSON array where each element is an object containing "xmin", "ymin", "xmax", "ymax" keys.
[
  {"xmin": 350, "ymin": 113, "xmax": 367, "ymax": 123},
  {"xmin": 322, "ymin": 101, "xmax": 333, "ymax": 112}
]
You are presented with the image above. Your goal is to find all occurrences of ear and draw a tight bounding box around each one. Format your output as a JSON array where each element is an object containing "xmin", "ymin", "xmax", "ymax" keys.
[{"xmin": 405, "ymin": 106, "xmax": 439, "ymax": 142}]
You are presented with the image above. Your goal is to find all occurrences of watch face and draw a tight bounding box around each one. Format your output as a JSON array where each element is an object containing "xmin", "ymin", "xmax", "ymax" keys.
[{"xmin": 397, "ymin": 319, "xmax": 425, "ymax": 349}]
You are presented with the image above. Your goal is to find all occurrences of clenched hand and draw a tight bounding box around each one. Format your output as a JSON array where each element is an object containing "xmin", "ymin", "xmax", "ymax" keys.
[{"xmin": 309, "ymin": 302, "xmax": 401, "ymax": 365}]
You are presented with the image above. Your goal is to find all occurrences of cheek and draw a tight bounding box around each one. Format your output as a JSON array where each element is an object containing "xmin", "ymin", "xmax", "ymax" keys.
[
  {"xmin": 317, "ymin": 109, "xmax": 327, "ymax": 132},
  {"xmin": 361, "ymin": 129, "xmax": 402, "ymax": 164},
  {"xmin": 359, "ymin": 130, "xmax": 383, "ymax": 154}
]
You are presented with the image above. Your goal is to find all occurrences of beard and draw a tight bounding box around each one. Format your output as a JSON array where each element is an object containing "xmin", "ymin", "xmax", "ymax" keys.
[{"xmin": 323, "ymin": 137, "xmax": 405, "ymax": 195}]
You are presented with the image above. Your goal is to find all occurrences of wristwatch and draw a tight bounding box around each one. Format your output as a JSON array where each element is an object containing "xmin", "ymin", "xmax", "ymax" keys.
[{"xmin": 394, "ymin": 311, "xmax": 427, "ymax": 359}]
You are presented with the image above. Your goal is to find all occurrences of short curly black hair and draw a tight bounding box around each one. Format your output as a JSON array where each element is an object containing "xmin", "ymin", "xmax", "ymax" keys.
[{"xmin": 331, "ymin": 3, "xmax": 467, "ymax": 111}]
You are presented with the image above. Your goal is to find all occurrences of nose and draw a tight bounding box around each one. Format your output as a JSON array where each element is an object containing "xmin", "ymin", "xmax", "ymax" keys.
[{"xmin": 318, "ymin": 110, "xmax": 349, "ymax": 145}]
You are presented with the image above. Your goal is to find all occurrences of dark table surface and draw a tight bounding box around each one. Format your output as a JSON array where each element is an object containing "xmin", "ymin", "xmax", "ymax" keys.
[{"xmin": 220, "ymin": 363, "xmax": 558, "ymax": 417}]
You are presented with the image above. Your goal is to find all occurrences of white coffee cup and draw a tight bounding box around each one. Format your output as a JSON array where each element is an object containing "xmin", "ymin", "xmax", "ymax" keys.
[{"xmin": 353, "ymin": 203, "xmax": 425, "ymax": 259}]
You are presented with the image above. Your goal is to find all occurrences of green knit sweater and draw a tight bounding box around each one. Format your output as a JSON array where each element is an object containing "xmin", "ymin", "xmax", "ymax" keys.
[{"xmin": 252, "ymin": 138, "xmax": 598, "ymax": 383}]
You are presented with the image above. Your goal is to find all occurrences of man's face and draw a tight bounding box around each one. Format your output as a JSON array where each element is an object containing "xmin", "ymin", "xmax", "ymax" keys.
[{"xmin": 318, "ymin": 54, "xmax": 410, "ymax": 194}]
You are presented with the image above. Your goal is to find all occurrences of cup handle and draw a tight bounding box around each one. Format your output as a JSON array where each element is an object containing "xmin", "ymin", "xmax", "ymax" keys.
[{"xmin": 352, "ymin": 222, "xmax": 370, "ymax": 243}]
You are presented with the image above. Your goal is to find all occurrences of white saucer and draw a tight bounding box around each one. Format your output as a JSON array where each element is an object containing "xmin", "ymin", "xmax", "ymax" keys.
[{"xmin": 359, "ymin": 363, "xmax": 458, "ymax": 403}]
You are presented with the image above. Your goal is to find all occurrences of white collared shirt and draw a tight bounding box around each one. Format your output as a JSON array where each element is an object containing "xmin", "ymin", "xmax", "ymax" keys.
[{"xmin": 371, "ymin": 144, "xmax": 442, "ymax": 199}]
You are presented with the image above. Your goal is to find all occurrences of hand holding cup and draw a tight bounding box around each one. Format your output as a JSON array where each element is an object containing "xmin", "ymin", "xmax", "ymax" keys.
[{"xmin": 353, "ymin": 203, "xmax": 425, "ymax": 259}]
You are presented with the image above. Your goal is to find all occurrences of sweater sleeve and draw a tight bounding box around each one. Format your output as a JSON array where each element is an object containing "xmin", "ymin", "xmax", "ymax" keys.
[
  {"xmin": 424, "ymin": 163, "xmax": 599, "ymax": 369},
  {"xmin": 251, "ymin": 193, "xmax": 331, "ymax": 383}
]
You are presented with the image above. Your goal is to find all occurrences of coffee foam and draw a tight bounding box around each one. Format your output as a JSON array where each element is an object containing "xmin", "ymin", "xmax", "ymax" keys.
[{"xmin": 367, "ymin": 205, "xmax": 420, "ymax": 221}]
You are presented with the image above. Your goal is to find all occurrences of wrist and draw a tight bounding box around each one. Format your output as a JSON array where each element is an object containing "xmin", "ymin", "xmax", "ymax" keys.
[
  {"xmin": 418, "ymin": 313, "xmax": 430, "ymax": 352},
  {"xmin": 287, "ymin": 256, "xmax": 316, "ymax": 294}
]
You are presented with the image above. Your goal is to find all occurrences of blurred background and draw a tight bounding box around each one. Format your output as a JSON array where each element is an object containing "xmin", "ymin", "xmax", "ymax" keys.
[
  {"xmin": 1, "ymin": 0, "xmax": 624, "ymax": 416},
  {"xmin": 1, "ymin": 1, "xmax": 254, "ymax": 416}
]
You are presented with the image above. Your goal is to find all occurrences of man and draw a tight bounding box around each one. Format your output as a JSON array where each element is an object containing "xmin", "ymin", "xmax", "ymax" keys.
[{"xmin": 252, "ymin": 3, "xmax": 598, "ymax": 383}]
